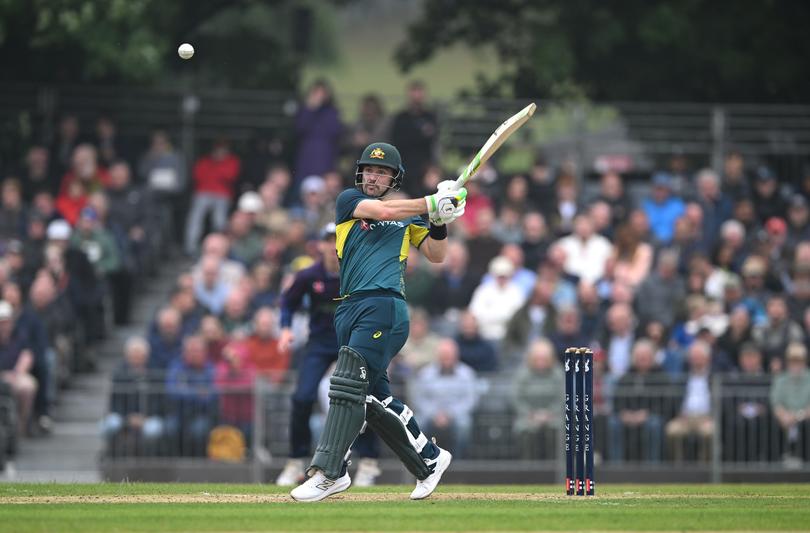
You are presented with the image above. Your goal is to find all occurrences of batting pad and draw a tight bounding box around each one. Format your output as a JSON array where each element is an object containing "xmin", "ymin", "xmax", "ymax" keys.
[
  {"xmin": 366, "ymin": 396, "xmax": 432, "ymax": 480},
  {"xmin": 309, "ymin": 346, "xmax": 368, "ymax": 479}
]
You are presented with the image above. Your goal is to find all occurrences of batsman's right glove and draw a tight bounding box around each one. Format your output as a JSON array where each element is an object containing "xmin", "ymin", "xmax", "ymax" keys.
[{"xmin": 425, "ymin": 187, "xmax": 467, "ymax": 225}]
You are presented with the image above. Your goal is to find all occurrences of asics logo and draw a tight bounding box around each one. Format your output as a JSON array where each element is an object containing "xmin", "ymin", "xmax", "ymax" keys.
[{"xmin": 372, "ymin": 331, "xmax": 382, "ymax": 339}]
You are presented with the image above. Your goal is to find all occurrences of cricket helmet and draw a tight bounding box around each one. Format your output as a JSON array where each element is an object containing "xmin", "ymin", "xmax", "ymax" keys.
[{"xmin": 355, "ymin": 142, "xmax": 405, "ymax": 195}]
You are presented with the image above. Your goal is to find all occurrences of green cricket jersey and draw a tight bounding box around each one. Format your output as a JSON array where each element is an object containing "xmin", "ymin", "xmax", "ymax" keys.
[{"xmin": 334, "ymin": 188, "xmax": 429, "ymax": 298}]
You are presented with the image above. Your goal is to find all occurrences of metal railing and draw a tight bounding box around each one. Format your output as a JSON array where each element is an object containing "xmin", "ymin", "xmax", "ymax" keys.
[
  {"xmin": 101, "ymin": 372, "xmax": 810, "ymax": 481},
  {"xmin": 2, "ymin": 83, "xmax": 810, "ymax": 183}
]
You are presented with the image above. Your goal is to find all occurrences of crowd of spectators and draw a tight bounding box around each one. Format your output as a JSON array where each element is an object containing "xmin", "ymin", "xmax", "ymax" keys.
[{"xmin": 2, "ymin": 79, "xmax": 810, "ymax": 468}]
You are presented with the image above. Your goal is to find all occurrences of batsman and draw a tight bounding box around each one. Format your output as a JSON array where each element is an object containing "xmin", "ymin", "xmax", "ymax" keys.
[{"xmin": 291, "ymin": 142, "xmax": 467, "ymax": 502}]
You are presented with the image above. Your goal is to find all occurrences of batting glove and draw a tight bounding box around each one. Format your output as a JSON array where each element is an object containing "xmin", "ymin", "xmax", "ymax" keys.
[{"xmin": 425, "ymin": 187, "xmax": 467, "ymax": 224}]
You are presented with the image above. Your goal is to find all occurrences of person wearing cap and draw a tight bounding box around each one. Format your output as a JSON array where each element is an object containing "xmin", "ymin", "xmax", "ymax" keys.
[
  {"xmin": 275, "ymin": 223, "xmax": 380, "ymax": 488},
  {"xmin": 0, "ymin": 300, "xmax": 38, "ymax": 437},
  {"xmin": 770, "ymin": 342, "xmax": 810, "ymax": 462},
  {"xmin": 752, "ymin": 295, "xmax": 805, "ymax": 372},
  {"xmin": 751, "ymin": 166, "xmax": 788, "ymax": 225},
  {"xmin": 641, "ymin": 171, "xmax": 686, "ymax": 245},
  {"xmin": 468, "ymin": 255, "xmax": 526, "ymax": 342},
  {"xmin": 290, "ymin": 175, "xmax": 333, "ymax": 234},
  {"xmin": 289, "ymin": 142, "xmax": 465, "ymax": 502},
  {"xmin": 786, "ymin": 194, "xmax": 810, "ymax": 250},
  {"xmin": 70, "ymin": 206, "xmax": 121, "ymax": 277}
]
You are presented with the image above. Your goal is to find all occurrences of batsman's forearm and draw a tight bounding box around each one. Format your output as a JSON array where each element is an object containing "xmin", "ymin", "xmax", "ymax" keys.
[{"xmin": 377, "ymin": 198, "xmax": 427, "ymax": 220}]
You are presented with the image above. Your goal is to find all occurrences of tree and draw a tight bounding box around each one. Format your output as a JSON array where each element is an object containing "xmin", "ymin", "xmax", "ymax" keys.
[
  {"xmin": 0, "ymin": 0, "xmax": 344, "ymax": 89},
  {"xmin": 395, "ymin": 0, "xmax": 810, "ymax": 102}
]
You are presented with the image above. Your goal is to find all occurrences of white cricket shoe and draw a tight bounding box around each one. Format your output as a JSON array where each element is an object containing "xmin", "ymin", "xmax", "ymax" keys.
[
  {"xmin": 290, "ymin": 470, "xmax": 351, "ymax": 502},
  {"xmin": 353, "ymin": 458, "xmax": 381, "ymax": 487},
  {"xmin": 275, "ymin": 459, "xmax": 305, "ymax": 486},
  {"xmin": 410, "ymin": 448, "xmax": 452, "ymax": 500}
]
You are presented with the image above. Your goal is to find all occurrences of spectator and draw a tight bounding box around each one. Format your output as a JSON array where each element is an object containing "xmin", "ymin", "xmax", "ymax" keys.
[
  {"xmin": 194, "ymin": 256, "xmax": 231, "ymax": 315},
  {"xmin": 51, "ymin": 114, "xmax": 82, "ymax": 176},
  {"xmin": 20, "ymin": 145, "xmax": 55, "ymax": 201},
  {"xmin": 548, "ymin": 305, "xmax": 589, "ymax": 361},
  {"xmin": 403, "ymin": 251, "xmax": 437, "ymax": 311},
  {"xmin": 227, "ymin": 210, "xmax": 264, "ymax": 267},
  {"xmin": 292, "ymin": 79, "xmax": 343, "ymax": 189},
  {"xmin": 350, "ymin": 93, "xmax": 387, "ymax": 154},
  {"xmin": 503, "ymin": 279, "xmax": 556, "ymax": 364},
  {"xmin": 184, "ymin": 139, "xmax": 241, "ymax": 256},
  {"xmin": 739, "ymin": 255, "xmax": 769, "ymax": 325},
  {"xmin": 106, "ymin": 161, "xmax": 152, "ymax": 275},
  {"xmin": 249, "ymin": 261, "xmax": 278, "ymax": 312},
  {"xmin": 555, "ymin": 214, "xmax": 612, "ymax": 285},
  {"xmin": 428, "ymin": 240, "xmax": 480, "ymax": 316},
  {"xmin": 221, "ymin": 289, "xmax": 252, "ymax": 337},
  {"xmin": 454, "ymin": 310, "xmax": 498, "ymax": 373},
  {"xmin": 785, "ymin": 195, "xmax": 810, "ymax": 251},
  {"xmin": 750, "ymin": 166, "xmax": 788, "ymax": 225},
  {"xmin": 611, "ymin": 223, "xmax": 653, "ymax": 290},
  {"xmin": 290, "ymin": 176, "xmax": 333, "ymax": 235},
  {"xmin": 408, "ymin": 338, "xmax": 478, "ymax": 458},
  {"xmin": 492, "ymin": 204, "xmax": 524, "ymax": 244},
  {"xmin": 147, "ymin": 307, "xmax": 184, "ymax": 370},
  {"xmin": 665, "ymin": 340, "xmax": 715, "ymax": 462},
  {"xmin": 589, "ymin": 200, "xmax": 615, "ymax": 239},
  {"xmin": 93, "ymin": 115, "xmax": 129, "ymax": 168},
  {"xmin": 549, "ymin": 172, "xmax": 580, "ymax": 236},
  {"xmin": 214, "ymin": 341, "xmax": 256, "ymax": 443},
  {"xmin": 0, "ymin": 301, "xmax": 37, "ymax": 437},
  {"xmin": 69, "ymin": 206, "xmax": 121, "ymax": 278},
  {"xmin": 608, "ymin": 339, "xmax": 666, "ymax": 462},
  {"xmin": 694, "ymin": 168, "xmax": 733, "ymax": 246},
  {"xmin": 244, "ymin": 307, "xmax": 288, "ymax": 383},
  {"xmin": 720, "ymin": 150, "xmax": 750, "ymax": 202},
  {"xmin": 527, "ymin": 155, "xmax": 555, "ymax": 214},
  {"xmin": 520, "ymin": 211, "xmax": 551, "ymax": 271},
  {"xmin": 635, "ymin": 250, "xmax": 686, "ymax": 329},
  {"xmin": 479, "ymin": 244, "xmax": 536, "ymax": 300},
  {"xmin": 601, "ymin": 303, "xmax": 637, "ymax": 379},
  {"xmin": 642, "ymin": 172, "xmax": 685, "ymax": 245},
  {"xmin": 752, "ymin": 295, "xmax": 804, "ymax": 373},
  {"xmin": 771, "ymin": 343, "xmax": 810, "ymax": 464},
  {"xmin": 58, "ymin": 144, "xmax": 110, "ymax": 199},
  {"xmin": 0, "ymin": 179, "xmax": 26, "ymax": 246},
  {"xmin": 199, "ymin": 314, "xmax": 227, "ymax": 365},
  {"xmin": 596, "ymin": 170, "xmax": 633, "ymax": 226},
  {"xmin": 398, "ymin": 307, "xmax": 441, "ymax": 373},
  {"xmin": 165, "ymin": 335, "xmax": 218, "ymax": 456},
  {"xmin": 138, "ymin": 129, "xmax": 186, "ymax": 245},
  {"xmin": 389, "ymin": 80, "xmax": 438, "ymax": 197},
  {"xmin": 460, "ymin": 182, "xmax": 496, "ymax": 242},
  {"xmin": 717, "ymin": 305, "xmax": 754, "ymax": 369},
  {"xmin": 469, "ymin": 256, "xmax": 525, "ymax": 343},
  {"xmin": 510, "ymin": 339, "xmax": 563, "ymax": 460},
  {"xmin": 101, "ymin": 336, "xmax": 165, "ymax": 456},
  {"xmin": 193, "ymin": 233, "xmax": 246, "ymax": 287},
  {"xmin": 28, "ymin": 274, "xmax": 76, "ymax": 391},
  {"xmin": 722, "ymin": 343, "xmax": 771, "ymax": 462}
]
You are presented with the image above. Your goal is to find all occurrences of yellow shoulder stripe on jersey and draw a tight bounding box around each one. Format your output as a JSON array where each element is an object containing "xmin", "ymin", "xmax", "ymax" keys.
[
  {"xmin": 335, "ymin": 219, "xmax": 357, "ymax": 259},
  {"xmin": 409, "ymin": 224, "xmax": 429, "ymax": 248},
  {"xmin": 399, "ymin": 224, "xmax": 411, "ymax": 262}
]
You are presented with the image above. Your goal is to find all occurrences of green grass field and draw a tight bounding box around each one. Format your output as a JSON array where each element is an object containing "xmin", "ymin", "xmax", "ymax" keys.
[{"xmin": 2, "ymin": 483, "xmax": 810, "ymax": 532}]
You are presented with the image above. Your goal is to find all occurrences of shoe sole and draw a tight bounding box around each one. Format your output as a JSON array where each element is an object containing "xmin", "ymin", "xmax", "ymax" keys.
[
  {"xmin": 290, "ymin": 479, "xmax": 352, "ymax": 503},
  {"xmin": 410, "ymin": 451, "xmax": 453, "ymax": 500}
]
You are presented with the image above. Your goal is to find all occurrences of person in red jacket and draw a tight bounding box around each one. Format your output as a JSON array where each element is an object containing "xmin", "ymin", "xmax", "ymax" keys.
[{"xmin": 184, "ymin": 139, "xmax": 241, "ymax": 256}]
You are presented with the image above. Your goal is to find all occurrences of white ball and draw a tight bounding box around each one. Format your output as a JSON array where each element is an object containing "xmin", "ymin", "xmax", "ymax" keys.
[{"xmin": 178, "ymin": 43, "xmax": 194, "ymax": 60}]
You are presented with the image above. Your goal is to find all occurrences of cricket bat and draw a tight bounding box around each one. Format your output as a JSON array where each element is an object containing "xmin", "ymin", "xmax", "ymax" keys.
[{"xmin": 454, "ymin": 102, "xmax": 538, "ymax": 188}]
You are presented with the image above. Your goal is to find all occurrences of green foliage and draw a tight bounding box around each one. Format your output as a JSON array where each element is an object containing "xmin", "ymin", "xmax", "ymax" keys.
[
  {"xmin": 0, "ymin": 0, "xmax": 344, "ymax": 88},
  {"xmin": 395, "ymin": 0, "xmax": 810, "ymax": 102}
]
